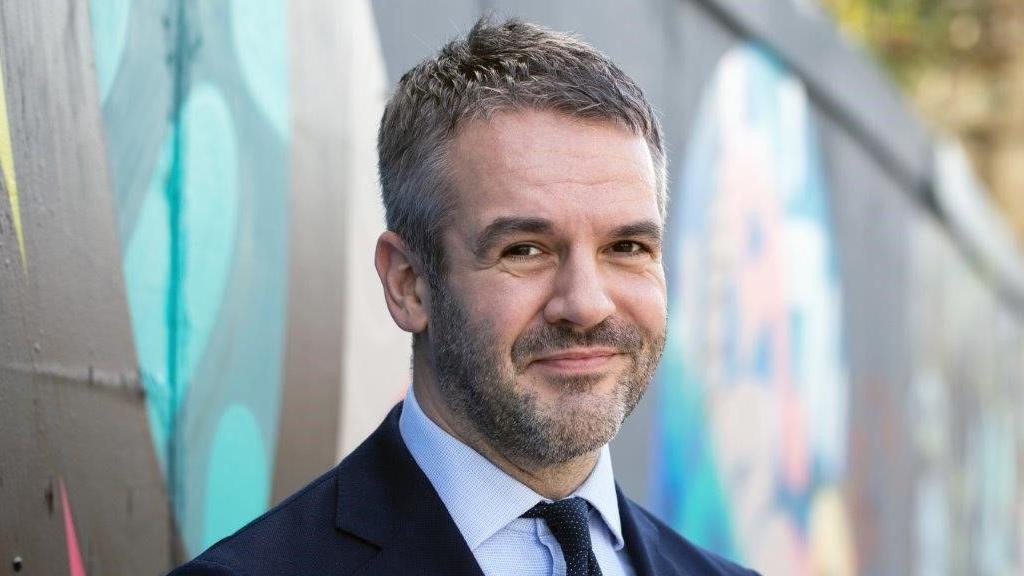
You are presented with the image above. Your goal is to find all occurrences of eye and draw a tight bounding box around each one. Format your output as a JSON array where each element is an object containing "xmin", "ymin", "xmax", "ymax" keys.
[
  {"xmin": 609, "ymin": 241, "xmax": 647, "ymax": 255},
  {"xmin": 502, "ymin": 244, "xmax": 543, "ymax": 259}
]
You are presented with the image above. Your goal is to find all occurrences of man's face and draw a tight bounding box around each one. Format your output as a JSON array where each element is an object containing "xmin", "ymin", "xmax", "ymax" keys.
[{"xmin": 426, "ymin": 110, "xmax": 667, "ymax": 468}]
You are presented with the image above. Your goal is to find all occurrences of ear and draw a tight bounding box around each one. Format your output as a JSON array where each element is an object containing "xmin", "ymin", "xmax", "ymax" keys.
[{"xmin": 375, "ymin": 231, "xmax": 430, "ymax": 334}]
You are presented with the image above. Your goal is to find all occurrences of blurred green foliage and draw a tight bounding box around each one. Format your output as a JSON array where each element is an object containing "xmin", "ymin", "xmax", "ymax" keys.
[
  {"xmin": 819, "ymin": 0, "xmax": 1015, "ymax": 86},
  {"xmin": 820, "ymin": 0, "xmax": 1024, "ymax": 240}
]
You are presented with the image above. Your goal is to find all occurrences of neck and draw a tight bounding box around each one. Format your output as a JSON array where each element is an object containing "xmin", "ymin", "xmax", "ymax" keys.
[{"xmin": 411, "ymin": 374, "xmax": 600, "ymax": 500}]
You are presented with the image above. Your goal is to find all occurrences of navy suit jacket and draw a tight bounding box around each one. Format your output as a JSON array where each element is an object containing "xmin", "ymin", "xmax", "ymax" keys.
[{"xmin": 169, "ymin": 403, "xmax": 757, "ymax": 575}]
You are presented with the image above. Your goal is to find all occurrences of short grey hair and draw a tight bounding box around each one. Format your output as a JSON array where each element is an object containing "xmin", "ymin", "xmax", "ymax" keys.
[{"xmin": 378, "ymin": 17, "xmax": 666, "ymax": 285}]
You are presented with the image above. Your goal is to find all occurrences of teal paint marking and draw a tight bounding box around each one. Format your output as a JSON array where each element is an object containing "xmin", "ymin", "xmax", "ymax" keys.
[
  {"xmin": 201, "ymin": 404, "xmax": 270, "ymax": 549},
  {"xmin": 165, "ymin": 1, "xmax": 192, "ymax": 539},
  {"xmin": 124, "ymin": 137, "xmax": 174, "ymax": 468},
  {"xmin": 231, "ymin": 0, "xmax": 289, "ymax": 138},
  {"xmin": 88, "ymin": 0, "xmax": 130, "ymax": 103}
]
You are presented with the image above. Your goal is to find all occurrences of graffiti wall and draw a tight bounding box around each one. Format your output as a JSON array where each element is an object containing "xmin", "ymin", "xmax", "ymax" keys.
[
  {"xmin": 2, "ymin": 0, "xmax": 1023, "ymax": 575},
  {"xmin": 1, "ymin": 0, "xmax": 407, "ymax": 573}
]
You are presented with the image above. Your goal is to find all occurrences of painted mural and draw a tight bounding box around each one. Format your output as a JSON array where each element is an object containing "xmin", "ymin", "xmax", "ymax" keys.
[
  {"xmin": 651, "ymin": 44, "xmax": 856, "ymax": 575},
  {"xmin": 89, "ymin": 0, "xmax": 290, "ymax": 557}
]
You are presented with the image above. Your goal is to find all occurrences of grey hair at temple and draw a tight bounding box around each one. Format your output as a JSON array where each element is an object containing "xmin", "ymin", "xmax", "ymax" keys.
[{"xmin": 377, "ymin": 16, "xmax": 666, "ymax": 286}]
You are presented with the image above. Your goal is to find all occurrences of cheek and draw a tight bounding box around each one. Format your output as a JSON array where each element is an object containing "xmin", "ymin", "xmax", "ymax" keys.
[
  {"xmin": 612, "ymin": 274, "xmax": 667, "ymax": 331},
  {"xmin": 463, "ymin": 278, "xmax": 551, "ymax": 341}
]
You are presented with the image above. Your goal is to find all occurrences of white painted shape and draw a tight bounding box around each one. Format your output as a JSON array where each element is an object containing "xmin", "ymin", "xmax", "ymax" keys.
[{"xmin": 336, "ymin": 0, "xmax": 411, "ymax": 456}]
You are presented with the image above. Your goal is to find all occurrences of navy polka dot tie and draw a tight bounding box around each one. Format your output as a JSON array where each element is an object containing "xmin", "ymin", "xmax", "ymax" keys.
[{"xmin": 522, "ymin": 497, "xmax": 602, "ymax": 576}]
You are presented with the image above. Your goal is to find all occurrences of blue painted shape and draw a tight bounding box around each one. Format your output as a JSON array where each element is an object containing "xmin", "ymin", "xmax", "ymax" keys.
[
  {"xmin": 180, "ymin": 83, "xmax": 239, "ymax": 382},
  {"xmin": 201, "ymin": 404, "xmax": 269, "ymax": 549},
  {"xmin": 88, "ymin": 0, "xmax": 130, "ymax": 103},
  {"xmin": 754, "ymin": 326, "xmax": 772, "ymax": 380},
  {"xmin": 230, "ymin": 0, "xmax": 289, "ymax": 138}
]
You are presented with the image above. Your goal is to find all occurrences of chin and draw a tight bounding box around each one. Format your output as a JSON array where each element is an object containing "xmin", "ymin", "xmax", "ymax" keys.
[
  {"xmin": 545, "ymin": 391, "xmax": 627, "ymax": 436},
  {"xmin": 529, "ymin": 368, "xmax": 624, "ymax": 398},
  {"xmin": 531, "ymin": 415, "xmax": 622, "ymax": 465}
]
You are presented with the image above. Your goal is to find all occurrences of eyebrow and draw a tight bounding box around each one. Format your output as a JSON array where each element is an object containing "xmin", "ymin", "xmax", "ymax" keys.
[
  {"xmin": 611, "ymin": 220, "xmax": 664, "ymax": 245},
  {"xmin": 473, "ymin": 217, "xmax": 553, "ymax": 257}
]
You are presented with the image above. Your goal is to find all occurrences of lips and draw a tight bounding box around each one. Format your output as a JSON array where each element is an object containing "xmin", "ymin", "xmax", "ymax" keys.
[{"xmin": 529, "ymin": 348, "xmax": 623, "ymax": 372}]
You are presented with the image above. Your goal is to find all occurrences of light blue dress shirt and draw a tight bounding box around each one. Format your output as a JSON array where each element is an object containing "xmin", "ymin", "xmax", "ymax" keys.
[{"xmin": 399, "ymin": 388, "xmax": 636, "ymax": 576}]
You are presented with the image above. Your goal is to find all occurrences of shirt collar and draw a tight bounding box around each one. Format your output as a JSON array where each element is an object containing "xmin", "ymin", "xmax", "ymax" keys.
[
  {"xmin": 571, "ymin": 436, "xmax": 624, "ymax": 549},
  {"xmin": 398, "ymin": 387, "xmax": 625, "ymax": 550}
]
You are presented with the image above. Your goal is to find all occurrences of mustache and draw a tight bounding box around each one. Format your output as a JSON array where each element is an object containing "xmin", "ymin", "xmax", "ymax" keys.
[{"xmin": 510, "ymin": 318, "xmax": 646, "ymax": 369}]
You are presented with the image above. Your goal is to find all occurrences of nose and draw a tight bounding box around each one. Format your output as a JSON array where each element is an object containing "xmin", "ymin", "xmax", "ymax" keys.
[{"xmin": 542, "ymin": 251, "xmax": 616, "ymax": 330}]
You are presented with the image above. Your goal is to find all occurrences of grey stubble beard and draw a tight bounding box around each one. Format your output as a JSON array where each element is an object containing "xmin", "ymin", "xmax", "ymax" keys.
[{"xmin": 427, "ymin": 282, "xmax": 666, "ymax": 469}]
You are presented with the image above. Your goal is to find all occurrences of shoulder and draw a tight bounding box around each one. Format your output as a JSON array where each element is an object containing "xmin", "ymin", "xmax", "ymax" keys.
[
  {"xmin": 621, "ymin": 498, "xmax": 761, "ymax": 576},
  {"xmin": 165, "ymin": 465, "xmax": 376, "ymax": 576},
  {"xmin": 166, "ymin": 406, "xmax": 408, "ymax": 576}
]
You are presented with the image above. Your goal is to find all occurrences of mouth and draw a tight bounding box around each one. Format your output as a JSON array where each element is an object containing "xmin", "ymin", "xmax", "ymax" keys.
[{"xmin": 528, "ymin": 347, "xmax": 624, "ymax": 373}]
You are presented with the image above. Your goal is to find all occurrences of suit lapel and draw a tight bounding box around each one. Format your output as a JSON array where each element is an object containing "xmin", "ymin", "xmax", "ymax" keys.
[
  {"xmin": 617, "ymin": 486, "xmax": 682, "ymax": 576},
  {"xmin": 334, "ymin": 403, "xmax": 485, "ymax": 576},
  {"xmin": 334, "ymin": 404, "xmax": 683, "ymax": 576}
]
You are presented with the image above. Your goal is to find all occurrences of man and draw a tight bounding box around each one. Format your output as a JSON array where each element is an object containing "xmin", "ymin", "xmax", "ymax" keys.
[{"xmin": 170, "ymin": 18, "xmax": 757, "ymax": 576}]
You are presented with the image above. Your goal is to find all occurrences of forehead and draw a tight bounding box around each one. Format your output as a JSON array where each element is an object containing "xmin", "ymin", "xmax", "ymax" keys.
[{"xmin": 447, "ymin": 110, "xmax": 659, "ymax": 232}]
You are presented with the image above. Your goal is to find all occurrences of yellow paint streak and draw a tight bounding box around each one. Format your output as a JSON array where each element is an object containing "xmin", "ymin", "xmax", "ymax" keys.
[{"xmin": 0, "ymin": 47, "xmax": 25, "ymax": 272}]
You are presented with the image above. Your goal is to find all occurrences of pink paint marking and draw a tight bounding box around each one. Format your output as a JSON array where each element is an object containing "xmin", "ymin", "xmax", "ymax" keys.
[{"xmin": 59, "ymin": 478, "xmax": 86, "ymax": 576}]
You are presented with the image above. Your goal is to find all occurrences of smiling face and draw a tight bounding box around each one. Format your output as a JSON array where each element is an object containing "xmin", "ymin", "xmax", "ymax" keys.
[{"xmin": 422, "ymin": 109, "xmax": 668, "ymax": 467}]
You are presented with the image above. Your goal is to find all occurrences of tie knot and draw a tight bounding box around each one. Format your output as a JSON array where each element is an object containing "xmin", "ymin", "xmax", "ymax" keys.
[
  {"xmin": 522, "ymin": 496, "xmax": 592, "ymax": 551},
  {"xmin": 522, "ymin": 497, "xmax": 600, "ymax": 575}
]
